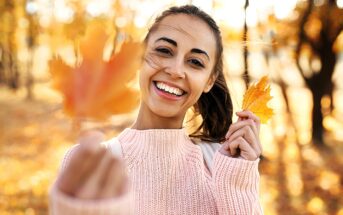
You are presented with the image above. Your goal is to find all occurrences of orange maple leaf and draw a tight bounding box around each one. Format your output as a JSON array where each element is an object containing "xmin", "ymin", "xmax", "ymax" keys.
[
  {"xmin": 242, "ymin": 76, "xmax": 273, "ymax": 123},
  {"xmin": 50, "ymin": 23, "xmax": 143, "ymax": 120}
]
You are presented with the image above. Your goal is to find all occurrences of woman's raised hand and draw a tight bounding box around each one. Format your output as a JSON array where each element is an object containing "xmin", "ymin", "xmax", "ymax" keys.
[
  {"xmin": 56, "ymin": 130, "xmax": 128, "ymax": 199},
  {"xmin": 219, "ymin": 111, "xmax": 262, "ymax": 161}
]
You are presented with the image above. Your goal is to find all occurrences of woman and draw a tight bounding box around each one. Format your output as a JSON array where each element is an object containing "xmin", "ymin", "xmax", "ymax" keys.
[{"xmin": 50, "ymin": 5, "xmax": 263, "ymax": 215}]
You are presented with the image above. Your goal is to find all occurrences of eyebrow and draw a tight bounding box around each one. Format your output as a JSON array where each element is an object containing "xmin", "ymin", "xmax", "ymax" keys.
[
  {"xmin": 191, "ymin": 48, "xmax": 210, "ymax": 60},
  {"xmin": 155, "ymin": 37, "xmax": 210, "ymax": 60},
  {"xmin": 156, "ymin": 37, "xmax": 177, "ymax": 46}
]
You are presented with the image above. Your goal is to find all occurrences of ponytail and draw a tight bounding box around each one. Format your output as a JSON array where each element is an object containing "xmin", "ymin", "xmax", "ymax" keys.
[{"xmin": 190, "ymin": 61, "xmax": 233, "ymax": 142}]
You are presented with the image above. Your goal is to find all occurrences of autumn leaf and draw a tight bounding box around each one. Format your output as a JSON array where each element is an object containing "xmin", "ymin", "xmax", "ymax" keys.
[
  {"xmin": 50, "ymin": 22, "xmax": 143, "ymax": 120},
  {"xmin": 242, "ymin": 76, "xmax": 273, "ymax": 123}
]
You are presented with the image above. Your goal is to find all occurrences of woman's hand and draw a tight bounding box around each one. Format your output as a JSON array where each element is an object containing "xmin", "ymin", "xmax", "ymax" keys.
[
  {"xmin": 56, "ymin": 130, "xmax": 127, "ymax": 199},
  {"xmin": 219, "ymin": 111, "xmax": 262, "ymax": 161}
]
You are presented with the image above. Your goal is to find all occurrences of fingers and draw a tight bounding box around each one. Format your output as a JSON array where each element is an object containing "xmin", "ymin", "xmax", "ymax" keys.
[
  {"xmin": 101, "ymin": 160, "xmax": 127, "ymax": 198},
  {"xmin": 97, "ymin": 152, "xmax": 127, "ymax": 198},
  {"xmin": 57, "ymin": 144, "xmax": 106, "ymax": 195},
  {"xmin": 57, "ymin": 130, "xmax": 127, "ymax": 200},
  {"xmin": 219, "ymin": 141, "xmax": 232, "ymax": 157},
  {"xmin": 60, "ymin": 145, "xmax": 127, "ymax": 200},
  {"xmin": 221, "ymin": 137, "xmax": 258, "ymax": 160},
  {"xmin": 75, "ymin": 149, "xmax": 114, "ymax": 199},
  {"xmin": 57, "ymin": 131, "xmax": 106, "ymax": 193},
  {"xmin": 236, "ymin": 110, "xmax": 261, "ymax": 131},
  {"xmin": 225, "ymin": 119, "xmax": 258, "ymax": 140},
  {"xmin": 227, "ymin": 125, "xmax": 262, "ymax": 155},
  {"xmin": 220, "ymin": 111, "xmax": 262, "ymax": 160},
  {"xmin": 231, "ymin": 137, "xmax": 258, "ymax": 160}
]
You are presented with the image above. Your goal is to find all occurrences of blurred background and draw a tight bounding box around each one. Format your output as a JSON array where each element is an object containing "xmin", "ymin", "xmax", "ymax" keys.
[{"xmin": 0, "ymin": 0, "xmax": 342, "ymax": 214}]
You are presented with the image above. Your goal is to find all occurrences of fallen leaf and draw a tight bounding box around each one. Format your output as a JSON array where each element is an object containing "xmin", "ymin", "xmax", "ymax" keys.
[
  {"xmin": 50, "ymin": 22, "xmax": 143, "ymax": 120},
  {"xmin": 242, "ymin": 76, "xmax": 273, "ymax": 123}
]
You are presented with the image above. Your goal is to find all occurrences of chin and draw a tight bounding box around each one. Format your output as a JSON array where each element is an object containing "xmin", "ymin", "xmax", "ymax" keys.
[{"xmin": 150, "ymin": 105, "xmax": 182, "ymax": 119}]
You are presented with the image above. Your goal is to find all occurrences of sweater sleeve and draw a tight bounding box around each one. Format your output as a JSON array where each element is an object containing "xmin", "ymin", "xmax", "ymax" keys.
[
  {"xmin": 212, "ymin": 151, "xmax": 263, "ymax": 215},
  {"xmin": 49, "ymin": 144, "xmax": 133, "ymax": 215}
]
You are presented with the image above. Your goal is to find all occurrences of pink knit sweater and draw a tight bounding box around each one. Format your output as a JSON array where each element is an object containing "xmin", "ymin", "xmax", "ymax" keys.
[{"xmin": 50, "ymin": 128, "xmax": 263, "ymax": 214}]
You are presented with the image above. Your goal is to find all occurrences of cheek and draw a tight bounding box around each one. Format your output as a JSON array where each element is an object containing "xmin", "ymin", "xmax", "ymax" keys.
[
  {"xmin": 139, "ymin": 62, "xmax": 153, "ymax": 83},
  {"xmin": 187, "ymin": 76, "xmax": 210, "ymax": 101},
  {"xmin": 144, "ymin": 50, "xmax": 166, "ymax": 71},
  {"xmin": 193, "ymin": 73, "xmax": 212, "ymax": 92},
  {"xmin": 138, "ymin": 62, "xmax": 157, "ymax": 100}
]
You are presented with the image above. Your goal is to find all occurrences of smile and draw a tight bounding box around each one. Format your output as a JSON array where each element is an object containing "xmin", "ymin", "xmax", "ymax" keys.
[{"xmin": 153, "ymin": 81, "xmax": 186, "ymax": 97}]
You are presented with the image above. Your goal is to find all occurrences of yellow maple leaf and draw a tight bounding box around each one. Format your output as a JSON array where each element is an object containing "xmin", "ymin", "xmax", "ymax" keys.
[
  {"xmin": 242, "ymin": 76, "xmax": 273, "ymax": 123},
  {"xmin": 50, "ymin": 22, "xmax": 143, "ymax": 120}
]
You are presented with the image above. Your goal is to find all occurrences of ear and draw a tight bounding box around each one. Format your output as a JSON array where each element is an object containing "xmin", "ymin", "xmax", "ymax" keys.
[{"xmin": 203, "ymin": 74, "xmax": 217, "ymax": 93}]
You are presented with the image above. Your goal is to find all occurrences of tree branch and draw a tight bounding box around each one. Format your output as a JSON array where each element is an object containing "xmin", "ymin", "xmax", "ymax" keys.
[
  {"xmin": 295, "ymin": 0, "xmax": 315, "ymax": 87},
  {"xmin": 333, "ymin": 23, "xmax": 343, "ymax": 42}
]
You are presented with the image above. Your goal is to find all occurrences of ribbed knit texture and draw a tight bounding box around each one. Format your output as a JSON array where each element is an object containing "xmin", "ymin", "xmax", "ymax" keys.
[{"xmin": 49, "ymin": 128, "xmax": 263, "ymax": 215}]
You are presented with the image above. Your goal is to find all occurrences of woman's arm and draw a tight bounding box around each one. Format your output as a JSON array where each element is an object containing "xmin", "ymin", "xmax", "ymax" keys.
[
  {"xmin": 213, "ymin": 111, "xmax": 263, "ymax": 214},
  {"xmin": 49, "ymin": 182, "xmax": 132, "ymax": 215},
  {"xmin": 212, "ymin": 152, "xmax": 262, "ymax": 214}
]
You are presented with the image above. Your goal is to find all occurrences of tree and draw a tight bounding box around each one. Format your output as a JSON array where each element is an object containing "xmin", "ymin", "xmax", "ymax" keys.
[
  {"xmin": 243, "ymin": 0, "xmax": 250, "ymax": 89},
  {"xmin": 272, "ymin": 0, "xmax": 342, "ymax": 145},
  {"xmin": 294, "ymin": 0, "xmax": 342, "ymax": 145},
  {"xmin": 25, "ymin": 0, "xmax": 39, "ymax": 100},
  {"xmin": 0, "ymin": 0, "xmax": 20, "ymax": 90}
]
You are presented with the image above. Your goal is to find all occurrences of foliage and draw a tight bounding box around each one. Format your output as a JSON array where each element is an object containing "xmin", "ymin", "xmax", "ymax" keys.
[
  {"xmin": 49, "ymin": 22, "xmax": 143, "ymax": 120},
  {"xmin": 242, "ymin": 76, "xmax": 273, "ymax": 123}
]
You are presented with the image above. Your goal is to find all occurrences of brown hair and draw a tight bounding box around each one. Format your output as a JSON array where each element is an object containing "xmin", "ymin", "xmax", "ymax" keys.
[{"xmin": 144, "ymin": 5, "xmax": 233, "ymax": 142}]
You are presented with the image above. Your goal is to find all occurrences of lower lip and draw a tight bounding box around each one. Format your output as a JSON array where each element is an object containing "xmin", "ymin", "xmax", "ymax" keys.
[{"xmin": 153, "ymin": 82, "xmax": 184, "ymax": 101}]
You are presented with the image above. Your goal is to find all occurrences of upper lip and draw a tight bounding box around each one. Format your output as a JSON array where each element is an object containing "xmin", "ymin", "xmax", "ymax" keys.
[{"xmin": 153, "ymin": 80, "xmax": 187, "ymax": 93}]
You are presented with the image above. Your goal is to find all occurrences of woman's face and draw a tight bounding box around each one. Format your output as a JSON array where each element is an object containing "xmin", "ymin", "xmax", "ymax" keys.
[{"xmin": 139, "ymin": 14, "xmax": 217, "ymax": 122}]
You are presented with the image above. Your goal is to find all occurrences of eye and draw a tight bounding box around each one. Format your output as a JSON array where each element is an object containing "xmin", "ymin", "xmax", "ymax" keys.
[
  {"xmin": 155, "ymin": 47, "xmax": 173, "ymax": 56},
  {"xmin": 189, "ymin": 58, "xmax": 204, "ymax": 68}
]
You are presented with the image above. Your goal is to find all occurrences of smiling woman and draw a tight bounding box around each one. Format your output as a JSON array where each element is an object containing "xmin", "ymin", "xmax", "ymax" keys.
[
  {"xmin": 49, "ymin": 5, "xmax": 264, "ymax": 215},
  {"xmin": 141, "ymin": 9, "xmax": 233, "ymax": 141}
]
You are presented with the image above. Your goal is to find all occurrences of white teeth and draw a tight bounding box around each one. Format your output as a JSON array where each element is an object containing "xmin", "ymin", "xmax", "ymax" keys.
[{"xmin": 156, "ymin": 82, "xmax": 184, "ymax": 96}]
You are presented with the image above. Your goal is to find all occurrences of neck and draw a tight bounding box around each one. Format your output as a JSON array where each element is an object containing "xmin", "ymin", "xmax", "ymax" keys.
[{"xmin": 132, "ymin": 103, "xmax": 185, "ymax": 130}]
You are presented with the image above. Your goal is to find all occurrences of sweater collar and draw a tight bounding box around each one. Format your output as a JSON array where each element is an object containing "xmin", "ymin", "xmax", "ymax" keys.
[{"xmin": 117, "ymin": 128, "xmax": 195, "ymax": 155}]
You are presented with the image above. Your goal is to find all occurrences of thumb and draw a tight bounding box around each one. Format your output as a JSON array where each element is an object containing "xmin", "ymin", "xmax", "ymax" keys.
[
  {"xmin": 236, "ymin": 111, "xmax": 248, "ymax": 122},
  {"xmin": 78, "ymin": 130, "xmax": 105, "ymax": 147}
]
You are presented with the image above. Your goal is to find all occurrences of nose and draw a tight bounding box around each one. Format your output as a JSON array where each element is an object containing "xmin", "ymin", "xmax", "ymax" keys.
[{"xmin": 165, "ymin": 59, "xmax": 185, "ymax": 79}]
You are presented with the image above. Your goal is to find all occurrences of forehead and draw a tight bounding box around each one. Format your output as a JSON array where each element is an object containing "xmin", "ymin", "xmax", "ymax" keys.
[{"xmin": 148, "ymin": 14, "xmax": 217, "ymax": 54}]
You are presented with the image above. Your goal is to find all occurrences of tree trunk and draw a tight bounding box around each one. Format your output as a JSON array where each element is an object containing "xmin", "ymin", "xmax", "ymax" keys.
[
  {"xmin": 8, "ymin": 52, "xmax": 19, "ymax": 89},
  {"xmin": 26, "ymin": 48, "xmax": 34, "ymax": 100},
  {"xmin": 243, "ymin": 0, "xmax": 250, "ymax": 89},
  {"xmin": 0, "ymin": 45, "xmax": 4, "ymax": 84},
  {"xmin": 25, "ymin": 12, "xmax": 39, "ymax": 100},
  {"xmin": 309, "ymin": 37, "xmax": 336, "ymax": 145},
  {"xmin": 311, "ymin": 86, "xmax": 324, "ymax": 145}
]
